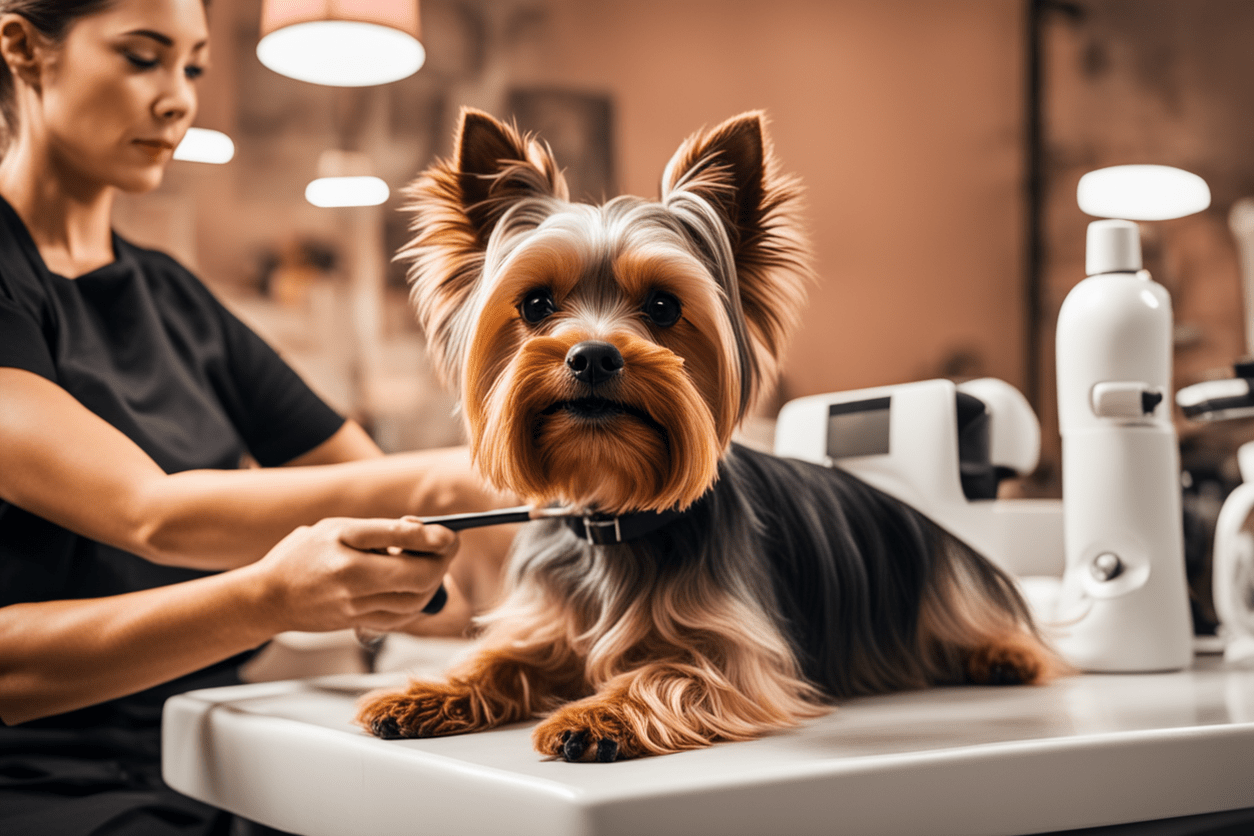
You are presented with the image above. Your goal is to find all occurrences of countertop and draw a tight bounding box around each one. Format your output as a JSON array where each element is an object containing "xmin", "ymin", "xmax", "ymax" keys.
[{"xmin": 162, "ymin": 650, "xmax": 1254, "ymax": 836}]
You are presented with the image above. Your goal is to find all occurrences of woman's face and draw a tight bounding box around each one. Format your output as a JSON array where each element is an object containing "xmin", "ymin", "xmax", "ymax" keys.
[{"xmin": 37, "ymin": 0, "xmax": 209, "ymax": 193}]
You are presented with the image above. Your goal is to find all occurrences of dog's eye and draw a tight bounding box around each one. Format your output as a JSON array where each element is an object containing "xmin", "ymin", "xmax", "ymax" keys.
[
  {"xmin": 519, "ymin": 289, "xmax": 557, "ymax": 324},
  {"xmin": 643, "ymin": 291, "xmax": 682, "ymax": 328}
]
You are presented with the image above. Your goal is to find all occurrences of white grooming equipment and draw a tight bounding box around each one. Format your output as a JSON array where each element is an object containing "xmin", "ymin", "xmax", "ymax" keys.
[
  {"xmin": 1175, "ymin": 198, "xmax": 1254, "ymax": 665},
  {"xmin": 774, "ymin": 377, "xmax": 1063, "ymax": 578},
  {"xmin": 1053, "ymin": 219, "xmax": 1192, "ymax": 671}
]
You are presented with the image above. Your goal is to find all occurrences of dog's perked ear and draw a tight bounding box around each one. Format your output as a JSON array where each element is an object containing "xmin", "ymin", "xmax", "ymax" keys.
[
  {"xmin": 455, "ymin": 109, "xmax": 570, "ymax": 242},
  {"xmin": 660, "ymin": 112, "xmax": 813, "ymax": 407},
  {"xmin": 398, "ymin": 108, "xmax": 568, "ymax": 387}
]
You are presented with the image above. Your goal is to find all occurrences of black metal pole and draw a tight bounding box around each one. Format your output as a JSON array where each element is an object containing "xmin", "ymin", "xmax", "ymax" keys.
[
  {"xmin": 1025, "ymin": 1, "xmax": 1083, "ymax": 414},
  {"xmin": 1025, "ymin": 0, "xmax": 1045, "ymax": 414}
]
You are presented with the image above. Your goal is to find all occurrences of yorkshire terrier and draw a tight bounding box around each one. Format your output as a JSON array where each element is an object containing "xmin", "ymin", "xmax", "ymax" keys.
[{"xmin": 356, "ymin": 108, "xmax": 1063, "ymax": 762}]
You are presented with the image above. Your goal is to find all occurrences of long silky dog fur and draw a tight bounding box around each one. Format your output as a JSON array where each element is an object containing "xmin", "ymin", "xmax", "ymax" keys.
[{"xmin": 356, "ymin": 108, "xmax": 1064, "ymax": 762}]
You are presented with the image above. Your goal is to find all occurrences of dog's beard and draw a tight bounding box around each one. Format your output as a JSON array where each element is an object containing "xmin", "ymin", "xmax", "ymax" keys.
[{"xmin": 467, "ymin": 333, "xmax": 722, "ymax": 514}]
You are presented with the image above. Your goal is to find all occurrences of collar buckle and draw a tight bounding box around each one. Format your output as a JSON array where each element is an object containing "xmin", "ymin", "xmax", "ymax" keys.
[{"xmin": 581, "ymin": 515, "xmax": 623, "ymax": 545}]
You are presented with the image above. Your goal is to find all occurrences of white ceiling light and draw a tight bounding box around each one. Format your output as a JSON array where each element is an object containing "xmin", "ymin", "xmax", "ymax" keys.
[
  {"xmin": 306, "ymin": 176, "xmax": 390, "ymax": 207},
  {"xmin": 257, "ymin": 0, "xmax": 424, "ymax": 87},
  {"xmin": 1078, "ymin": 165, "xmax": 1211, "ymax": 221},
  {"xmin": 306, "ymin": 150, "xmax": 389, "ymax": 207},
  {"xmin": 173, "ymin": 127, "xmax": 235, "ymax": 164}
]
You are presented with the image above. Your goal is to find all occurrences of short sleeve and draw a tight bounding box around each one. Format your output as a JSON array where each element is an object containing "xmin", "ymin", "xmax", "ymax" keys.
[
  {"xmin": 0, "ymin": 296, "xmax": 55, "ymax": 381},
  {"xmin": 214, "ymin": 303, "xmax": 345, "ymax": 466}
]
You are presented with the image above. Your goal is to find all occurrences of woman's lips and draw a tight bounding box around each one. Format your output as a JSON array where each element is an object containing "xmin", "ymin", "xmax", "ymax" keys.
[{"xmin": 133, "ymin": 139, "xmax": 175, "ymax": 158}]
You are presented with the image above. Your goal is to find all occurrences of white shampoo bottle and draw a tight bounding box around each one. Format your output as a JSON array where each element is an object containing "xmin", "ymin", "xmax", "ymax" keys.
[{"xmin": 1053, "ymin": 219, "xmax": 1193, "ymax": 671}]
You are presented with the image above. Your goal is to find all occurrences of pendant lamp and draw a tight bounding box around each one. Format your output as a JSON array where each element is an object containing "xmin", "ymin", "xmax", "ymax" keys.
[
  {"xmin": 305, "ymin": 149, "xmax": 390, "ymax": 207},
  {"xmin": 174, "ymin": 128, "xmax": 235, "ymax": 164},
  {"xmin": 257, "ymin": 0, "xmax": 425, "ymax": 87}
]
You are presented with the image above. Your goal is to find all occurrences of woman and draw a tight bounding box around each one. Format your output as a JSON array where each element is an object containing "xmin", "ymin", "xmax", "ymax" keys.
[{"xmin": 0, "ymin": 0, "xmax": 512, "ymax": 832}]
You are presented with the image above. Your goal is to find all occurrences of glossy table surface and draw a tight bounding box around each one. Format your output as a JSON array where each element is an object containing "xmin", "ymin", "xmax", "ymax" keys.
[{"xmin": 162, "ymin": 650, "xmax": 1254, "ymax": 836}]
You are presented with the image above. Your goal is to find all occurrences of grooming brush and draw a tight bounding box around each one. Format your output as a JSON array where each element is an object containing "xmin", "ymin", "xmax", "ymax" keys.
[{"xmin": 354, "ymin": 506, "xmax": 574, "ymax": 649}]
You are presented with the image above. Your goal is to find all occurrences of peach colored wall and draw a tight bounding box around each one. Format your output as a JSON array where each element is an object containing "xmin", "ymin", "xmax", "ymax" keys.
[
  {"xmin": 512, "ymin": 0, "xmax": 1027, "ymax": 404},
  {"xmin": 121, "ymin": 0, "xmax": 1028, "ymax": 437}
]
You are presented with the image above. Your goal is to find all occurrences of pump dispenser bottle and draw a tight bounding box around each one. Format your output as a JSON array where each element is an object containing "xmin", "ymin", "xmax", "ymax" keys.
[{"xmin": 1054, "ymin": 219, "xmax": 1193, "ymax": 672}]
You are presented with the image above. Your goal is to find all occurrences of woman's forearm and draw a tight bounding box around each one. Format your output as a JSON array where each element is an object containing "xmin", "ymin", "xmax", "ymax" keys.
[
  {"xmin": 0, "ymin": 564, "xmax": 278, "ymax": 724},
  {"xmin": 0, "ymin": 516, "xmax": 459, "ymax": 725},
  {"xmin": 136, "ymin": 446, "xmax": 502, "ymax": 570},
  {"xmin": 0, "ymin": 370, "xmax": 511, "ymax": 573}
]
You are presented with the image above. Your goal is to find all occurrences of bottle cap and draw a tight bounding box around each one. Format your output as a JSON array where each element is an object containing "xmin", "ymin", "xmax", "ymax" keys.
[{"xmin": 1086, "ymin": 219, "xmax": 1143, "ymax": 276}]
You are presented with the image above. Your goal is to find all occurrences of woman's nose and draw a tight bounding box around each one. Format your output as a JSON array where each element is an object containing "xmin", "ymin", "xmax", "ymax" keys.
[{"xmin": 155, "ymin": 75, "xmax": 195, "ymax": 122}]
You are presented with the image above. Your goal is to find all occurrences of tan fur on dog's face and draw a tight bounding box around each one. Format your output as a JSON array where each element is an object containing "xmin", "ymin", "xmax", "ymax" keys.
[{"xmin": 399, "ymin": 109, "xmax": 813, "ymax": 513}]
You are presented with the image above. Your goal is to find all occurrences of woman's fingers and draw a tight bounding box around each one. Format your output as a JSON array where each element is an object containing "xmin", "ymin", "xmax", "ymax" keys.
[
  {"xmin": 332, "ymin": 518, "xmax": 458, "ymax": 599},
  {"xmin": 348, "ymin": 547, "xmax": 454, "ymax": 598},
  {"xmin": 253, "ymin": 517, "xmax": 464, "ymax": 634},
  {"xmin": 335, "ymin": 516, "xmax": 457, "ymax": 556},
  {"xmin": 351, "ymin": 581, "xmax": 456, "ymax": 632}
]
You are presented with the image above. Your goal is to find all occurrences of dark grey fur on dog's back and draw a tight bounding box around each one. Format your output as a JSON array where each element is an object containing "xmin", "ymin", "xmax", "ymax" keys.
[{"xmin": 510, "ymin": 442, "xmax": 1037, "ymax": 703}]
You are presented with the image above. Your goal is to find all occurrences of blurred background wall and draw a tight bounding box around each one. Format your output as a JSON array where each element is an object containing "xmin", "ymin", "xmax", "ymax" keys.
[
  {"xmin": 1037, "ymin": 0, "xmax": 1254, "ymax": 497},
  {"xmin": 114, "ymin": 0, "xmax": 1254, "ymax": 505}
]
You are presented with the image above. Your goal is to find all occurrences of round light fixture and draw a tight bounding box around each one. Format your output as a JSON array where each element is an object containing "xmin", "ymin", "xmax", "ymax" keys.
[
  {"xmin": 1077, "ymin": 164, "xmax": 1211, "ymax": 221},
  {"xmin": 305, "ymin": 175, "xmax": 390, "ymax": 207},
  {"xmin": 257, "ymin": 20, "xmax": 424, "ymax": 87},
  {"xmin": 173, "ymin": 127, "xmax": 235, "ymax": 164}
]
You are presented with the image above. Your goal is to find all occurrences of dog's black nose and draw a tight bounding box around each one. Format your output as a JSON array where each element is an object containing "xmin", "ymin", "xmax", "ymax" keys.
[{"xmin": 565, "ymin": 341, "xmax": 624, "ymax": 386}]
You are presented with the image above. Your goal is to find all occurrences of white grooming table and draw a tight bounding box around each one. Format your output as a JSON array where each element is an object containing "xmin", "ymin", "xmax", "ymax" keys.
[{"xmin": 162, "ymin": 651, "xmax": 1254, "ymax": 836}]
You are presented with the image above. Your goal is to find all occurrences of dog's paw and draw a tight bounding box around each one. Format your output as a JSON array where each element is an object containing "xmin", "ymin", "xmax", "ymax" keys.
[
  {"xmin": 965, "ymin": 638, "xmax": 1048, "ymax": 686},
  {"xmin": 532, "ymin": 701, "xmax": 645, "ymax": 762},
  {"xmin": 356, "ymin": 682, "xmax": 493, "ymax": 739}
]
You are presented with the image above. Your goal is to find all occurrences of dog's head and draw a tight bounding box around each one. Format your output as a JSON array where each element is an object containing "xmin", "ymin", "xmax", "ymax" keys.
[{"xmin": 400, "ymin": 108, "xmax": 812, "ymax": 514}]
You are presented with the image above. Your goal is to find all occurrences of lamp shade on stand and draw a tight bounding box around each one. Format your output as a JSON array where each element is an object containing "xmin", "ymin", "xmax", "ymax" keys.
[{"xmin": 257, "ymin": 0, "xmax": 424, "ymax": 87}]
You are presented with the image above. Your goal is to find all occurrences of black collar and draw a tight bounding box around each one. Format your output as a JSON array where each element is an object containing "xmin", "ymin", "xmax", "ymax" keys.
[{"xmin": 563, "ymin": 508, "xmax": 685, "ymax": 545}]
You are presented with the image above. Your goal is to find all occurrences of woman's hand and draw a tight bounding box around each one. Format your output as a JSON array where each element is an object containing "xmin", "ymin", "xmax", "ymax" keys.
[
  {"xmin": 248, "ymin": 517, "xmax": 460, "ymax": 635},
  {"xmin": 0, "ymin": 515, "xmax": 462, "ymax": 724},
  {"xmin": 392, "ymin": 446, "xmax": 520, "ymax": 620}
]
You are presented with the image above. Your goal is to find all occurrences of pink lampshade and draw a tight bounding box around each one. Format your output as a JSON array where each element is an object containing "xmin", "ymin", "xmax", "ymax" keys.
[
  {"xmin": 257, "ymin": 0, "xmax": 424, "ymax": 87},
  {"xmin": 260, "ymin": 0, "xmax": 419, "ymax": 40}
]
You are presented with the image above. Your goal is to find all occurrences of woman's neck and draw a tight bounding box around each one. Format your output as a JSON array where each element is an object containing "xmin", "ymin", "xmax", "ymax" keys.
[{"xmin": 0, "ymin": 139, "xmax": 116, "ymax": 278}]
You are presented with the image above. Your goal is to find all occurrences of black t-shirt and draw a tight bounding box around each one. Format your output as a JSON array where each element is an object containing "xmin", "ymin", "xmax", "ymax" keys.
[{"xmin": 0, "ymin": 193, "xmax": 345, "ymax": 729}]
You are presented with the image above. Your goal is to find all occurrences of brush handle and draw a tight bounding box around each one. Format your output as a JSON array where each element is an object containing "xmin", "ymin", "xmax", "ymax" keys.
[
  {"xmin": 353, "ymin": 508, "xmax": 537, "ymax": 649},
  {"xmin": 402, "ymin": 507, "xmax": 537, "ymax": 617},
  {"xmin": 412, "ymin": 506, "xmax": 538, "ymax": 531}
]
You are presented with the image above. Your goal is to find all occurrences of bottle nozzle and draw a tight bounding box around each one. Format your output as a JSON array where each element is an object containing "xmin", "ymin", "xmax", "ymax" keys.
[{"xmin": 1086, "ymin": 219, "xmax": 1143, "ymax": 276}]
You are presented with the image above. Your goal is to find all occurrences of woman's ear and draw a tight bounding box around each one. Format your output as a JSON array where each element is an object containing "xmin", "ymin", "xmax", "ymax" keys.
[{"xmin": 0, "ymin": 14, "xmax": 45, "ymax": 88}]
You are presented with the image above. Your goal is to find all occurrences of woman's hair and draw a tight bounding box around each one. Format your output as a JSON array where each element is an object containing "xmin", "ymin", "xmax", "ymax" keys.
[{"xmin": 0, "ymin": 0, "xmax": 116, "ymax": 145}]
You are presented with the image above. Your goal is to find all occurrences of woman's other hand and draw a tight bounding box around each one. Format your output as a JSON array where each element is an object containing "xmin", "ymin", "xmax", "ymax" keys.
[{"xmin": 400, "ymin": 446, "xmax": 518, "ymax": 517}]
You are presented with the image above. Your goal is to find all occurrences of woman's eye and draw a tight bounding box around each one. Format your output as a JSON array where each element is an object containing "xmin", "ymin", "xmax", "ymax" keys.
[
  {"xmin": 519, "ymin": 289, "xmax": 557, "ymax": 324},
  {"xmin": 643, "ymin": 290, "xmax": 682, "ymax": 327},
  {"xmin": 184, "ymin": 65, "xmax": 205, "ymax": 80},
  {"xmin": 125, "ymin": 53, "xmax": 159, "ymax": 70}
]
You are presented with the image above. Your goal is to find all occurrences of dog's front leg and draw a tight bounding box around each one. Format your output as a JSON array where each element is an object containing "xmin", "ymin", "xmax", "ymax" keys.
[
  {"xmin": 531, "ymin": 686, "xmax": 650, "ymax": 763},
  {"xmin": 532, "ymin": 660, "xmax": 808, "ymax": 762},
  {"xmin": 357, "ymin": 641, "xmax": 586, "ymax": 739}
]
